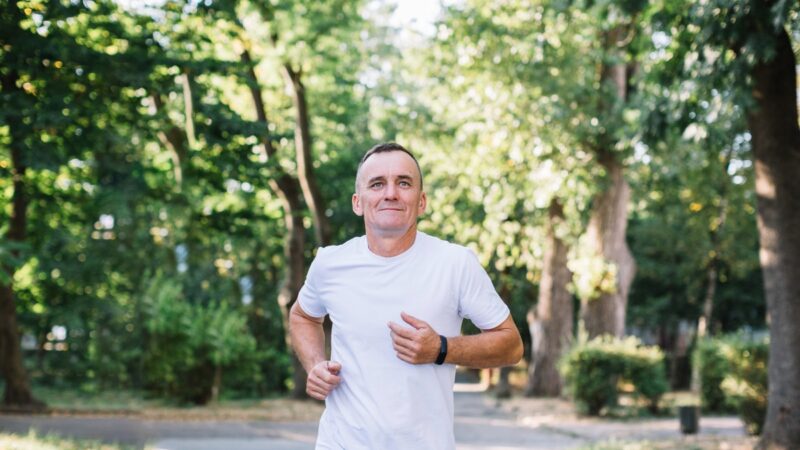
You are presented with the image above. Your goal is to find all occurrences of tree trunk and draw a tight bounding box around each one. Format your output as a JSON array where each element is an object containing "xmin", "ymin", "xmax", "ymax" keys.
[
  {"xmin": 211, "ymin": 364, "xmax": 222, "ymax": 403},
  {"xmin": 178, "ymin": 71, "xmax": 197, "ymax": 151},
  {"xmin": 696, "ymin": 263, "xmax": 717, "ymax": 339},
  {"xmin": 697, "ymin": 148, "xmax": 733, "ymax": 340},
  {"xmin": 0, "ymin": 69, "xmax": 43, "ymax": 408},
  {"xmin": 275, "ymin": 185, "xmax": 308, "ymax": 399},
  {"xmin": 151, "ymin": 93, "xmax": 187, "ymax": 187},
  {"xmin": 580, "ymin": 26, "xmax": 636, "ymax": 338},
  {"xmin": 748, "ymin": 28, "xmax": 800, "ymax": 450},
  {"xmin": 580, "ymin": 151, "xmax": 636, "ymax": 338},
  {"xmin": 242, "ymin": 49, "xmax": 309, "ymax": 399},
  {"xmin": 526, "ymin": 199, "xmax": 572, "ymax": 397},
  {"xmin": 281, "ymin": 65, "xmax": 335, "ymax": 356},
  {"xmin": 282, "ymin": 64, "xmax": 332, "ymax": 247},
  {"xmin": 691, "ymin": 151, "xmax": 734, "ymax": 393},
  {"xmin": 494, "ymin": 366, "xmax": 513, "ymax": 399}
]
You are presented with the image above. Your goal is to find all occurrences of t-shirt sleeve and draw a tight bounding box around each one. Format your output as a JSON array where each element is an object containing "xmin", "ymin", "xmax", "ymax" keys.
[
  {"xmin": 297, "ymin": 247, "xmax": 328, "ymax": 318},
  {"xmin": 457, "ymin": 248, "xmax": 510, "ymax": 329}
]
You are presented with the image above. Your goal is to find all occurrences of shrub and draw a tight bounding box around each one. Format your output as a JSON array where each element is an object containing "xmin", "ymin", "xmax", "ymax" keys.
[
  {"xmin": 720, "ymin": 336, "xmax": 768, "ymax": 435},
  {"xmin": 141, "ymin": 275, "xmax": 259, "ymax": 404},
  {"xmin": 693, "ymin": 333, "xmax": 768, "ymax": 435},
  {"xmin": 692, "ymin": 338, "xmax": 734, "ymax": 412},
  {"xmin": 560, "ymin": 335, "xmax": 668, "ymax": 416}
]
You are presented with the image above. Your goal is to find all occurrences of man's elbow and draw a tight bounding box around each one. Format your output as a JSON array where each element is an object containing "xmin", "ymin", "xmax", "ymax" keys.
[
  {"xmin": 288, "ymin": 303, "xmax": 301, "ymax": 329},
  {"xmin": 507, "ymin": 335, "xmax": 524, "ymax": 366}
]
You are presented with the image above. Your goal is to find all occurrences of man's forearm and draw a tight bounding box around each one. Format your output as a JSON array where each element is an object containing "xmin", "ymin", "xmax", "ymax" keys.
[
  {"xmin": 444, "ymin": 319, "xmax": 523, "ymax": 368},
  {"xmin": 289, "ymin": 304, "xmax": 327, "ymax": 373}
]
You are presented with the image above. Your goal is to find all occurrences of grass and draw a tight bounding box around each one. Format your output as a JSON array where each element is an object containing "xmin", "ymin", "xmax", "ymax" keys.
[
  {"xmin": 17, "ymin": 384, "xmax": 324, "ymax": 422},
  {"xmin": 29, "ymin": 385, "xmax": 168, "ymax": 411},
  {"xmin": 0, "ymin": 431, "xmax": 148, "ymax": 450}
]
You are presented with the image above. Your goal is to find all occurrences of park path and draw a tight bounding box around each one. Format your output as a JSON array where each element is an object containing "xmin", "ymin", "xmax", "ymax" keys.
[{"xmin": 0, "ymin": 390, "xmax": 750, "ymax": 449}]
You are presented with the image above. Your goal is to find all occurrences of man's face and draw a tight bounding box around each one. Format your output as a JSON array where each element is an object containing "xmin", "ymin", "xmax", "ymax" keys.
[{"xmin": 352, "ymin": 151, "xmax": 427, "ymax": 237}]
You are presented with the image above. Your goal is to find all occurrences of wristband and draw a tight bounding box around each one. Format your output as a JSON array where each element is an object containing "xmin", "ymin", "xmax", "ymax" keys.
[{"xmin": 435, "ymin": 335, "xmax": 448, "ymax": 365}]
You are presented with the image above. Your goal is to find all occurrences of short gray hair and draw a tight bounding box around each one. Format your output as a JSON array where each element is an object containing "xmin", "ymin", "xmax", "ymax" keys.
[{"xmin": 354, "ymin": 142, "xmax": 423, "ymax": 192}]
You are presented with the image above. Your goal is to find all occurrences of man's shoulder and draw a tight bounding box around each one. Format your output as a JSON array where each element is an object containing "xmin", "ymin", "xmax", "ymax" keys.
[
  {"xmin": 313, "ymin": 236, "xmax": 364, "ymax": 262},
  {"xmin": 418, "ymin": 232, "xmax": 475, "ymax": 259}
]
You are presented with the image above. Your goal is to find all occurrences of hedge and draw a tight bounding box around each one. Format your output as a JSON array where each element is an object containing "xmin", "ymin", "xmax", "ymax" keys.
[
  {"xmin": 692, "ymin": 333, "xmax": 768, "ymax": 435},
  {"xmin": 560, "ymin": 335, "xmax": 668, "ymax": 416}
]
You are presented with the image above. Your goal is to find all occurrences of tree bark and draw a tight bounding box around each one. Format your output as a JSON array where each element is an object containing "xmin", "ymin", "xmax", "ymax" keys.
[
  {"xmin": 210, "ymin": 364, "xmax": 222, "ymax": 404},
  {"xmin": 178, "ymin": 71, "xmax": 197, "ymax": 151},
  {"xmin": 580, "ymin": 151, "xmax": 636, "ymax": 338},
  {"xmin": 282, "ymin": 64, "xmax": 332, "ymax": 247},
  {"xmin": 151, "ymin": 93, "xmax": 187, "ymax": 187},
  {"xmin": 526, "ymin": 199, "xmax": 573, "ymax": 396},
  {"xmin": 748, "ymin": 27, "xmax": 800, "ymax": 450},
  {"xmin": 494, "ymin": 366, "xmax": 513, "ymax": 399},
  {"xmin": 580, "ymin": 26, "xmax": 636, "ymax": 339},
  {"xmin": 0, "ymin": 68, "xmax": 43, "ymax": 409},
  {"xmin": 241, "ymin": 49, "xmax": 309, "ymax": 399}
]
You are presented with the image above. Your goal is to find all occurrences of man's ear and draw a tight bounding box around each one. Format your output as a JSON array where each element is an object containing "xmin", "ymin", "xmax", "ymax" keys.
[
  {"xmin": 418, "ymin": 191, "xmax": 427, "ymax": 214},
  {"xmin": 352, "ymin": 193, "xmax": 363, "ymax": 216}
]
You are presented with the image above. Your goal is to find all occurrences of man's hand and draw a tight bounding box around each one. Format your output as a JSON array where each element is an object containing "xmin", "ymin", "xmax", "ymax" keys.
[
  {"xmin": 388, "ymin": 312, "xmax": 443, "ymax": 364},
  {"xmin": 306, "ymin": 360, "xmax": 342, "ymax": 400}
]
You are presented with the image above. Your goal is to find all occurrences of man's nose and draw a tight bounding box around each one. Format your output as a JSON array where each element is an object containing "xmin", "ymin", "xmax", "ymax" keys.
[{"xmin": 384, "ymin": 183, "xmax": 398, "ymax": 199}]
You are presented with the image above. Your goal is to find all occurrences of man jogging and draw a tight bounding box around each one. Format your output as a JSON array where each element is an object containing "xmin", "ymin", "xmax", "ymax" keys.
[{"xmin": 289, "ymin": 142, "xmax": 523, "ymax": 449}]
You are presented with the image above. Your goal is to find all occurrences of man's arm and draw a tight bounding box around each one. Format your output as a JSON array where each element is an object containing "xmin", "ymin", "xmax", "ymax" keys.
[
  {"xmin": 289, "ymin": 302, "xmax": 341, "ymax": 399},
  {"xmin": 388, "ymin": 312, "xmax": 523, "ymax": 368}
]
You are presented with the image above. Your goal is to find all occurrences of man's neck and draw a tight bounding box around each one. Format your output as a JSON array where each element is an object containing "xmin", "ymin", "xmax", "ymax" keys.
[{"xmin": 365, "ymin": 226, "xmax": 418, "ymax": 257}]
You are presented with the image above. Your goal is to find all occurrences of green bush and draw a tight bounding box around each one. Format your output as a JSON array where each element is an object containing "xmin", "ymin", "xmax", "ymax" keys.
[
  {"xmin": 720, "ymin": 336, "xmax": 768, "ymax": 435},
  {"xmin": 141, "ymin": 275, "xmax": 259, "ymax": 404},
  {"xmin": 693, "ymin": 333, "xmax": 768, "ymax": 435},
  {"xmin": 692, "ymin": 338, "xmax": 734, "ymax": 412},
  {"xmin": 560, "ymin": 335, "xmax": 668, "ymax": 416}
]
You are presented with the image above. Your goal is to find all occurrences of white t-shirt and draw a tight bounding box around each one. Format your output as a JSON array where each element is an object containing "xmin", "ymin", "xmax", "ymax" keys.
[{"xmin": 298, "ymin": 231, "xmax": 510, "ymax": 450}]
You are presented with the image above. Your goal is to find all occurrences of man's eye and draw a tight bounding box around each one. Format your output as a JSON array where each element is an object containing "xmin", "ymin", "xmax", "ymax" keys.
[
  {"xmin": 399, "ymin": 181, "xmax": 411, "ymax": 187},
  {"xmin": 370, "ymin": 182, "xmax": 383, "ymax": 188}
]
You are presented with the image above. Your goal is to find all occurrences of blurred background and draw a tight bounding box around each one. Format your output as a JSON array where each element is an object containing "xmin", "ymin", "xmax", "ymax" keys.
[{"xmin": 1, "ymin": 0, "xmax": 798, "ymax": 446}]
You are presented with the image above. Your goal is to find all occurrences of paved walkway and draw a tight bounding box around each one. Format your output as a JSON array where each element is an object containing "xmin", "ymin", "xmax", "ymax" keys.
[{"xmin": 0, "ymin": 391, "xmax": 750, "ymax": 449}]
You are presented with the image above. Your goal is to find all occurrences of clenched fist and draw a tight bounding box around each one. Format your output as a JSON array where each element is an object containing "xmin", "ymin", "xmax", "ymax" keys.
[{"xmin": 306, "ymin": 360, "xmax": 342, "ymax": 400}]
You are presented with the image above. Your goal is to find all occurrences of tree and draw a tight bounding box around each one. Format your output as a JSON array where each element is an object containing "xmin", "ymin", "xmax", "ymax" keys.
[
  {"xmin": 0, "ymin": 56, "xmax": 39, "ymax": 406},
  {"xmin": 629, "ymin": 72, "xmax": 762, "ymax": 386},
  {"xmin": 744, "ymin": 21, "xmax": 800, "ymax": 450},
  {"xmin": 0, "ymin": 0, "xmax": 128, "ymax": 408},
  {"xmin": 391, "ymin": 0, "xmax": 643, "ymax": 394},
  {"xmin": 1, "ymin": 0, "xmax": 288, "ymax": 403},
  {"xmin": 571, "ymin": 0, "xmax": 647, "ymax": 339},
  {"xmin": 174, "ymin": 0, "xmax": 374, "ymax": 397},
  {"xmin": 526, "ymin": 199, "xmax": 572, "ymax": 396},
  {"xmin": 651, "ymin": 0, "xmax": 800, "ymax": 445}
]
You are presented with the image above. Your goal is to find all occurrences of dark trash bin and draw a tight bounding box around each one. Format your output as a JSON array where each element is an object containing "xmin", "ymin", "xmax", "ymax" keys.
[{"xmin": 679, "ymin": 405, "xmax": 699, "ymax": 434}]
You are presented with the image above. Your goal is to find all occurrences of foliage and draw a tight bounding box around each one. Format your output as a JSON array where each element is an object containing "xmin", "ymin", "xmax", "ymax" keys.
[
  {"xmin": 2, "ymin": 0, "xmax": 374, "ymax": 401},
  {"xmin": 692, "ymin": 338, "xmax": 733, "ymax": 413},
  {"xmin": 693, "ymin": 333, "xmax": 768, "ymax": 435},
  {"xmin": 141, "ymin": 275, "xmax": 260, "ymax": 404},
  {"xmin": 560, "ymin": 335, "xmax": 668, "ymax": 416},
  {"xmin": 722, "ymin": 338, "xmax": 768, "ymax": 436},
  {"xmin": 1, "ymin": 0, "xmax": 784, "ymax": 408},
  {"xmin": 626, "ymin": 0, "xmax": 766, "ymax": 336}
]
